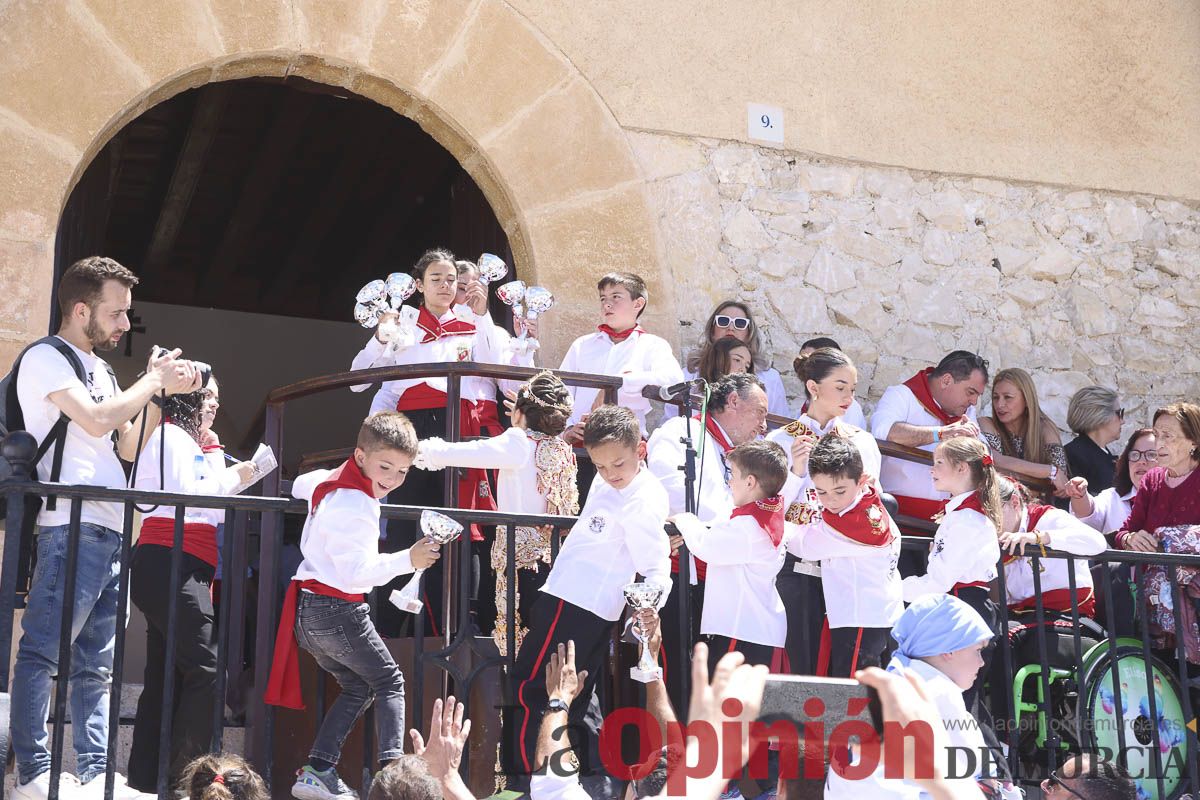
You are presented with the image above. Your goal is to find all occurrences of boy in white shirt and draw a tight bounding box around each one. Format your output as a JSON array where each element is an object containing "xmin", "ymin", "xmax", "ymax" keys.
[
  {"xmin": 668, "ymin": 440, "xmax": 789, "ymax": 671},
  {"xmin": 558, "ymin": 272, "xmax": 684, "ymax": 442},
  {"xmin": 784, "ymin": 435, "xmax": 903, "ymax": 678},
  {"xmin": 502, "ymin": 405, "xmax": 671, "ymax": 784},
  {"xmin": 263, "ymin": 412, "xmax": 440, "ymax": 800}
]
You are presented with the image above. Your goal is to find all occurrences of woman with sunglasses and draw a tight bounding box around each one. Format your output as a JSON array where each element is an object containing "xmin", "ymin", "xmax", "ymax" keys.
[
  {"xmin": 683, "ymin": 301, "xmax": 789, "ymax": 415},
  {"xmin": 1063, "ymin": 385, "xmax": 1125, "ymax": 494}
]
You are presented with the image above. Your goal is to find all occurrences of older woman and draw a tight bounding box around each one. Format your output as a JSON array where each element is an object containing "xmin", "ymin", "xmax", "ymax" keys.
[
  {"xmin": 1063, "ymin": 385, "xmax": 1124, "ymax": 493},
  {"xmin": 1116, "ymin": 403, "xmax": 1200, "ymax": 552},
  {"xmin": 978, "ymin": 367, "xmax": 1070, "ymax": 496},
  {"xmin": 683, "ymin": 301, "xmax": 788, "ymax": 415}
]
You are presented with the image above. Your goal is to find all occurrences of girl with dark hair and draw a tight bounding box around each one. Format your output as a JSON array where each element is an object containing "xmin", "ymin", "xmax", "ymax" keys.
[
  {"xmin": 694, "ymin": 336, "xmax": 753, "ymax": 384},
  {"xmin": 128, "ymin": 378, "xmax": 256, "ymax": 793},
  {"xmin": 682, "ymin": 300, "xmax": 789, "ymax": 415},
  {"xmin": 350, "ymin": 248, "xmax": 527, "ymax": 634},
  {"xmin": 413, "ymin": 371, "xmax": 579, "ymax": 654},
  {"xmin": 1068, "ymin": 427, "xmax": 1157, "ymax": 535}
]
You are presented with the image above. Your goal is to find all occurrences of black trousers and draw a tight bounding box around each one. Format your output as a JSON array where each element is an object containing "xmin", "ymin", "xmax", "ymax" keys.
[
  {"xmin": 952, "ymin": 585, "xmax": 999, "ymax": 719},
  {"xmin": 502, "ymin": 593, "xmax": 612, "ymax": 780},
  {"xmin": 127, "ymin": 545, "xmax": 217, "ymax": 792},
  {"xmin": 778, "ymin": 557, "xmax": 825, "ymax": 675},
  {"xmin": 826, "ymin": 626, "xmax": 889, "ymax": 678},
  {"xmin": 705, "ymin": 635, "xmax": 775, "ymax": 673},
  {"xmin": 660, "ymin": 570, "xmax": 704, "ymax": 713}
]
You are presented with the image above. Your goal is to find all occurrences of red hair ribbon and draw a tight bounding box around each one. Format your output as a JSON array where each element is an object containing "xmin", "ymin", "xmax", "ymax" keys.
[
  {"xmin": 212, "ymin": 775, "xmax": 226, "ymax": 785},
  {"xmin": 981, "ymin": 454, "xmax": 994, "ymax": 467}
]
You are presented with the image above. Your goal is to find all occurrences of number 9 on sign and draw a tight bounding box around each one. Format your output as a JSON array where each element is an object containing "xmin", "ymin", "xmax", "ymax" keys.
[{"xmin": 747, "ymin": 102, "xmax": 784, "ymax": 144}]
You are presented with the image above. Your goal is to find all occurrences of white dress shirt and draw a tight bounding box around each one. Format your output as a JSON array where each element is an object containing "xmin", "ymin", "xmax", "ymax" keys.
[
  {"xmin": 542, "ymin": 467, "xmax": 672, "ymax": 621},
  {"xmin": 646, "ymin": 415, "xmax": 734, "ymax": 522},
  {"xmin": 766, "ymin": 415, "xmax": 881, "ymax": 502},
  {"xmin": 416, "ymin": 427, "xmax": 550, "ymax": 515},
  {"xmin": 349, "ymin": 306, "xmax": 514, "ymax": 414},
  {"xmin": 1004, "ymin": 506, "xmax": 1105, "ymax": 607},
  {"xmin": 1074, "ymin": 486, "xmax": 1136, "ymax": 534},
  {"xmin": 901, "ymin": 492, "xmax": 999, "ymax": 603},
  {"xmin": 136, "ymin": 423, "xmax": 242, "ymax": 528},
  {"xmin": 291, "ymin": 468, "xmax": 415, "ymax": 594},
  {"xmin": 672, "ymin": 511, "xmax": 787, "ymax": 647},
  {"xmin": 793, "ymin": 397, "xmax": 869, "ymax": 430},
  {"xmin": 870, "ymin": 383, "xmax": 982, "ymax": 501},
  {"xmin": 785, "ymin": 492, "xmax": 903, "ymax": 629},
  {"xmin": 558, "ymin": 330, "xmax": 684, "ymax": 432}
]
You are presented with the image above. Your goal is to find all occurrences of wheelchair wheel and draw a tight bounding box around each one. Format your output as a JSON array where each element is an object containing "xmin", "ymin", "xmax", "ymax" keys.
[{"xmin": 1078, "ymin": 639, "xmax": 1192, "ymax": 800}]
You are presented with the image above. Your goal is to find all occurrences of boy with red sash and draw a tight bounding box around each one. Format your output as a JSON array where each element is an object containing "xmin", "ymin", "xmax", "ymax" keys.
[
  {"xmin": 264, "ymin": 412, "xmax": 440, "ymax": 800},
  {"xmin": 995, "ymin": 477, "xmax": 1106, "ymax": 618},
  {"xmin": 871, "ymin": 351, "xmax": 989, "ymax": 542},
  {"xmin": 784, "ymin": 435, "xmax": 903, "ymax": 677},
  {"xmin": 668, "ymin": 439, "xmax": 789, "ymax": 671}
]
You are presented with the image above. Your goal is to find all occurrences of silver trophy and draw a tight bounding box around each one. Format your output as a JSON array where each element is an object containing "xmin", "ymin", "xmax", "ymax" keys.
[
  {"xmin": 354, "ymin": 279, "xmax": 390, "ymax": 328},
  {"xmin": 386, "ymin": 272, "xmax": 416, "ymax": 309},
  {"xmin": 495, "ymin": 280, "xmax": 526, "ymax": 317},
  {"xmin": 476, "ymin": 253, "xmax": 509, "ymax": 285},
  {"xmin": 623, "ymin": 582, "xmax": 666, "ymax": 683},
  {"xmin": 520, "ymin": 286, "xmax": 554, "ymax": 341},
  {"xmin": 390, "ymin": 510, "xmax": 464, "ymax": 614}
]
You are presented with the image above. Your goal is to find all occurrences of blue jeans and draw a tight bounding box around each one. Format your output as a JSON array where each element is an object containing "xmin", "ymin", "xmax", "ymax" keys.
[
  {"xmin": 295, "ymin": 593, "xmax": 405, "ymax": 765},
  {"xmin": 11, "ymin": 523, "xmax": 122, "ymax": 784}
]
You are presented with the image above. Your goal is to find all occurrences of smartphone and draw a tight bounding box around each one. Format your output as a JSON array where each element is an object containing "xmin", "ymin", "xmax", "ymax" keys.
[{"xmin": 758, "ymin": 674, "xmax": 884, "ymax": 736}]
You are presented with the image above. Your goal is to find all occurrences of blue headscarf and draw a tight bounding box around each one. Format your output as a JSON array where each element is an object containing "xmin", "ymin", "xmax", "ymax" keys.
[{"xmin": 888, "ymin": 594, "xmax": 994, "ymax": 672}]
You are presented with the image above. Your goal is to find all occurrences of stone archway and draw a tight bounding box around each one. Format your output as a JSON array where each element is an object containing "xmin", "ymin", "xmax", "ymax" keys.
[{"xmin": 0, "ymin": 0, "xmax": 667, "ymax": 365}]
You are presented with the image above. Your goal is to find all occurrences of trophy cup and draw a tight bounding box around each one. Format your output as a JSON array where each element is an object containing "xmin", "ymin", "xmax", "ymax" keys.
[
  {"xmin": 386, "ymin": 272, "xmax": 416, "ymax": 308},
  {"xmin": 495, "ymin": 280, "xmax": 526, "ymax": 318},
  {"xmin": 390, "ymin": 510, "xmax": 464, "ymax": 614},
  {"xmin": 476, "ymin": 253, "xmax": 509, "ymax": 285},
  {"xmin": 520, "ymin": 286, "xmax": 554, "ymax": 341},
  {"xmin": 623, "ymin": 582, "xmax": 666, "ymax": 683},
  {"xmin": 354, "ymin": 279, "xmax": 389, "ymax": 328}
]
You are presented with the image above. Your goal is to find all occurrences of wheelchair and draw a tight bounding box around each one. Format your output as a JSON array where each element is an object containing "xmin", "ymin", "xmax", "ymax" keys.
[{"xmin": 994, "ymin": 611, "xmax": 1193, "ymax": 800}]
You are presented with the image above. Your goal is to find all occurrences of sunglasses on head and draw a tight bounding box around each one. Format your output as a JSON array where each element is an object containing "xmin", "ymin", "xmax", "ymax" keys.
[
  {"xmin": 1116, "ymin": 407, "xmax": 1126, "ymax": 420},
  {"xmin": 1044, "ymin": 771, "xmax": 1087, "ymax": 798},
  {"xmin": 714, "ymin": 315, "xmax": 750, "ymax": 331}
]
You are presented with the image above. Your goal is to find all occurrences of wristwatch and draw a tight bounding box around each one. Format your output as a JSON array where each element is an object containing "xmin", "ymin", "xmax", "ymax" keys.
[
  {"xmin": 545, "ymin": 698, "xmax": 570, "ymax": 715},
  {"xmin": 1049, "ymin": 465, "xmax": 1059, "ymax": 481}
]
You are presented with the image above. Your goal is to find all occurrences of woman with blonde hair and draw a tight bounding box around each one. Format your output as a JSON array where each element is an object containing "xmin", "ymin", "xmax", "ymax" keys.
[{"xmin": 978, "ymin": 367, "xmax": 1070, "ymax": 496}]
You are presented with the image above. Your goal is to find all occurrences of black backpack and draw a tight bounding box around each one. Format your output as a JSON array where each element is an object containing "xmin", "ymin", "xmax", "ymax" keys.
[{"xmin": 0, "ymin": 337, "xmax": 117, "ymax": 596}]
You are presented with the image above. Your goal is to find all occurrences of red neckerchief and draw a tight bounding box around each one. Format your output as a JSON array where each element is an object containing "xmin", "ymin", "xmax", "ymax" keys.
[
  {"xmin": 902, "ymin": 368, "xmax": 959, "ymax": 425},
  {"xmin": 310, "ymin": 458, "xmax": 376, "ymax": 515},
  {"xmin": 597, "ymin": 324, "xmax": 643, "ymax": 343},
  {"xmin": 953, "ymin": 491, "xmax": 985, "ymax": 515},
  {"xmin": 731, "ymin": 495, "xmax": 785, "ymax": 546},
  {"xmin": 417, "ymin": 306, "xmax": 475, "ymax": 344},
  {"xmin": 821, "ymin": 486, "xmax": 895, "ymax": 547},
  {"xmin": 1003, "ymin": 504, "xmax": 1054, "ymax": 564},
  {"xmin": 696, "ymin": 414, "xmax": 734, "ymax": 453}
]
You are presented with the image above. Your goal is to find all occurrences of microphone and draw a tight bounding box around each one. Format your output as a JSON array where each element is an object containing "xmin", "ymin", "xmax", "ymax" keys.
[{"xmin": 641, "ymin": 379, "xmax": 702, "ymax": 402}]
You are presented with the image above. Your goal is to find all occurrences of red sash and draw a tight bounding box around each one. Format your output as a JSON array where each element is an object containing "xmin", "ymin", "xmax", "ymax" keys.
[
  {"xmin": 417, "ymin": 306, "xmax": 475, "ymax": 343},
  {"xmin": 902, "ymin": 368, "xmax": 959, "ymax": 425},
  {"xmin": 137, "ymin": 517, "xmax": 218, "ymax": 567},
  {"xmin": 264, "ymin": 461, "xmax": 373, "ymax": 710},
  {"xmin": 894, "ymin": 495, "xmax": 948, "ymax": 537},
  {"xmin": 597, "ymin": 324, "xmax": 644, "ymax": 343},
  {"xmin": 263, "ymin": 580, "xmax": 365, "ymax": 710},
  {"xmin": 952, "ymin": 581, "xmax": 991, "ymax": 593},
  {"xmin": 1013, "ymin": 589, "xmax": 1096, "ymax": 618},
  {"xmin": 731, "ymin": 495, "xmax": 785, "ymax": 546},
  {"xmin": 821, "ymin": 487, "xmax": 894, "ymax": 547}
]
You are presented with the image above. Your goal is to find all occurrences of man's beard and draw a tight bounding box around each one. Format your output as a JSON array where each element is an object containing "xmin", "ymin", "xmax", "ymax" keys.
[{"xmin": 85, "ymin": 316, "xmax": 119, "ymax": 352}]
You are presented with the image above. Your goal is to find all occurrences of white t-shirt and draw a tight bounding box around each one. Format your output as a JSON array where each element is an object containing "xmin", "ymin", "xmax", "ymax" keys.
[
  {"xmin": 871, "ymin": 383, "xmax": 982, "ymax": 501},
  {"xmin": 15, "ymin": 337, "xmax": 125, "ymax": 531}
]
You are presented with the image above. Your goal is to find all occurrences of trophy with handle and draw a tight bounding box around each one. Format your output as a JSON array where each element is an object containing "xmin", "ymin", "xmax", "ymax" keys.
[
  {"xmin": 520, "ymin": 286, "xmax": 554, "ymax": 342},
  {"xmin": 354, "ymin": 279, "xmax": 389, "ymax": 328},
  {"xmin": 623, "ymin": 581, "xmax": 666, "ymax": 682},
  {"xmin": 390, "ymin": 510, "xmax": 463, "ymax": 614},
  {"xmin": 476, "ymin": 253, "xmax": 509, "ymax": 285}
]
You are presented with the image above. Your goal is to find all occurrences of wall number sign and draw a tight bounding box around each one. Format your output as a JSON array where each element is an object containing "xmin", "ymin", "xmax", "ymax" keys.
[{"xmin": 747, "ymin": 103, "xmax": 784, "ymax": 144}]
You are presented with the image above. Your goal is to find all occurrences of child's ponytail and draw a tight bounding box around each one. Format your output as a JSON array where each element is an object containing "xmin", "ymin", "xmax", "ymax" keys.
[{"xmin": 938, "ymin": 437, "xmax": 1003, "ymax": 532}]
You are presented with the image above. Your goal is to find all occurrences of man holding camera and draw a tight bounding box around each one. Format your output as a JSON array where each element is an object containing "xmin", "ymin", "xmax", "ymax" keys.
[{"xmin": 12, "ymin": 256, "xmax": 200, "ymax": 800}]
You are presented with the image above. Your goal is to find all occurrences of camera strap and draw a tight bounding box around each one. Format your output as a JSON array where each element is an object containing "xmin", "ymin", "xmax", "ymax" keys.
[{"xmin": 127, "ymin": 389, "xmax": 167, "ymax": 514}]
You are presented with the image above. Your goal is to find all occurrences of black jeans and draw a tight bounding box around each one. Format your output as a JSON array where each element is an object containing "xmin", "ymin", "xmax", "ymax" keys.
[{"xmin": 127, "ymin": 545, "xmax": 217, "ymax": 792}]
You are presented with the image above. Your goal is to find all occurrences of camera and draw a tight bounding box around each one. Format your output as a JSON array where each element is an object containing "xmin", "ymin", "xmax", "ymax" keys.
[{"xmin": 151, "ymin": 346, "xmax": 212, "ymax": 388}]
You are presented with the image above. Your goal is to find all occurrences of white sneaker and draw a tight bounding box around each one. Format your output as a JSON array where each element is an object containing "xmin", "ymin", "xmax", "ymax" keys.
[
  {"xmin": 291, "ymin": 766, "xmax": 358, "ymax": 800},
  {"xmin": 13, "ymin": 771, "xmax": 82, "ymax": 800},
  {"xmin": 77, "ymin": 773, "xmax": 155, "ymax": 800}
]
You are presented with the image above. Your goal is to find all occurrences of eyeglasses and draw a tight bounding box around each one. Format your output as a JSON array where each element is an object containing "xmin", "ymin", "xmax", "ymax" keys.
[
  {"xmin": 1116, "ymin": 408, "xmax": 1126, "ymax": 420},
  {"xmin": 714, "ymin": 315, "xmax": 751, "ymax": 331},
  {"xmin": 1128, "ymin": 450, "xmax": 1159, "ymax": 463},
  {"xmin": 1044, "ymin": 771, "xmax": 1087, "ymax": 799}
]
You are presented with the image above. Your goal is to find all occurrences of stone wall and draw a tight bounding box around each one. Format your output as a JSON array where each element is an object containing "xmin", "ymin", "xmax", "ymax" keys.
[{"xmin": 631, "ymin": 131, "xmax": 1200, "ymax": 432}]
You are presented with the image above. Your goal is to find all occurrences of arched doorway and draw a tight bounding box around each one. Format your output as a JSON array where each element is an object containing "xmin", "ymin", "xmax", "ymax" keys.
[{"xmin": 56, "ymin": 76, "xmax": 513, "ymax": 466}]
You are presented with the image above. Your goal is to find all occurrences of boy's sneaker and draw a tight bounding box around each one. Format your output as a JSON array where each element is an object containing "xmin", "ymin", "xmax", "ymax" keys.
[
  {"xmin": 77, "ymin": 773, "xmax": 155, "ymax": 800},
  {"xmin": 718, "ymin": 785, "xmax": 744, "ymax": 800},
  {"xmin": 13, "ymin": 771, "xmax": 82, "ymax": 800},
  {"xmin": 291, "ymin": 766, "xmax": 359, "ymax": 800}
]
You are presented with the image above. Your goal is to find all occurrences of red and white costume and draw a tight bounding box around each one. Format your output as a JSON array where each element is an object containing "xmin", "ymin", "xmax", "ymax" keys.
[{"xmin": 1004, "ymin": 504, "xmax": 1105, "ymax": 617}]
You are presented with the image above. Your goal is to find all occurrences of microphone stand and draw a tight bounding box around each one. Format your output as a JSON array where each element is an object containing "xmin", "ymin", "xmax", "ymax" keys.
[{"xmin": 676, "ymin": 384, "xmax": 698, "ymax": 711}]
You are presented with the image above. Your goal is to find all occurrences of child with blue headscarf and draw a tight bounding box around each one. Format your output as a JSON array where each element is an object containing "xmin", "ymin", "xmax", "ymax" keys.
[{"xmin": 825, "ymin": 594, "xmax": 1003, "ymax": 800}]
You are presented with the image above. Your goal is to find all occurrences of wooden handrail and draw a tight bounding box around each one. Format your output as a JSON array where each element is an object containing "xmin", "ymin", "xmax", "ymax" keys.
[{"xmin": 266, "ymin": 361, "xmax": 622, "ymax": 405}]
